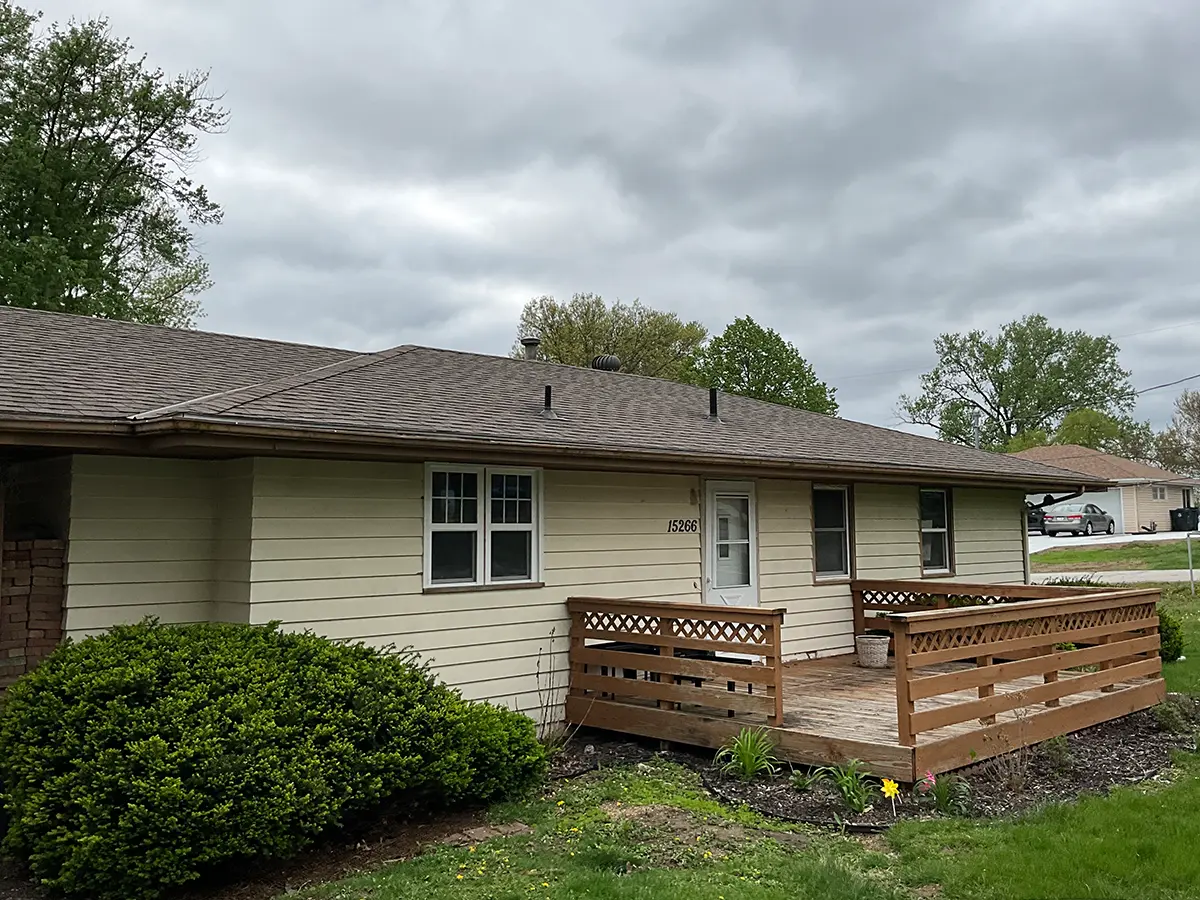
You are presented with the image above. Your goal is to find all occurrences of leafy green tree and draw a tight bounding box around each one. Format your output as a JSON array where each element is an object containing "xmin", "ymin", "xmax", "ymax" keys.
[
  {"xmin": 513, "ymin": 292, "xmax": 707, "ymax": 379},
  {"xmin": 898, "ymin": 315, "xmax": 1134, "ymax": 450},
  {"xmin": 1156, "ymin": 390, "xmax": 1200, "ymax": 476},
  {"xmin": 0, "ymin": 2, "xmax": 226, "ymax": 326},
  {"xmin": 687, "ymin": 316, "xmax": 838, "ymax": 415},
  {"xmin": 1053, "ymin": 408, "xmax": 1156, "ymax": 460},
  {"xmin": 1005, "ymin": 430, "xmax": 1050, "ymax": 454}
]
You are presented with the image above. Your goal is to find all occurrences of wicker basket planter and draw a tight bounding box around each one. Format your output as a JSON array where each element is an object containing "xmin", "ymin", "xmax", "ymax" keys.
[{"xmin": 855, "ymin": 633, "xmax": 891, "ymax": 668}]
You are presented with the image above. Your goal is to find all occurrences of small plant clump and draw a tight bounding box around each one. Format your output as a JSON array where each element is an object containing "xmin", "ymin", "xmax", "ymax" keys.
[
  {"xmin": 915, "ymin": 770, "xmax": 972, "ymax": 816},
  {"xmin": 1153, "ymin": 698, "xmax": 1193, "ymax": 734},
  {"xmin": 1039, "ymin": 735, "xmax": 1074, "ymax": 772},
  {"xmin": 1158, "ymin": 609, "xmax": 1184, "ymax": 663},
  {"xmin": 814, "ymin": 759, "xmax": 875, "ymax": 814},
  {"xmin": 714, "ymin": 727, "xmax": 780, "ymax": 781},
  {"xmin": 790, "ymin": 768, "xmax": 821, "ymax": 792}
]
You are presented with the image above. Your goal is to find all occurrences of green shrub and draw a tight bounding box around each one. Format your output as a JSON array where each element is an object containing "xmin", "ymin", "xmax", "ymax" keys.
[
  {"xmin": 1159, "ymin": 609, "xmax": 1184, "ymax": 662},
  {"xmin": 0, "ymin": 621, "xmax": 545, "ymax": 900},
  {"xmin": 1153, "ymin": 698, "xmax": 1193, "ymax": 734},
  {"xmin": 714, "ymin": 728, "xmax": 779, "ymax": 781}
]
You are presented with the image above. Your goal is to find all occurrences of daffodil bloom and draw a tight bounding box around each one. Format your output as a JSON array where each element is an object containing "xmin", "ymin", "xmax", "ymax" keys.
[{"xmin": 881, "ymin": 778, "xmax": 900, "ymax": 799}]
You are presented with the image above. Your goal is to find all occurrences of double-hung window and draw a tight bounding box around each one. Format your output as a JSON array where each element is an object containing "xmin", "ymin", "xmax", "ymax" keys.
[
  {"xmin": 1152, "ymin": 485, "xmax": 1167, "ymax": 502},
  {"xmin": 919, "ymin": 488, "xmax": 952, "ymax": 574},
  {"xmin": 813, "ymin": 485, "xmax": 852, "ymax": 579},
  {"xmin": 426, "ymin": 465, "xmax": 540, "ymax": 587}
]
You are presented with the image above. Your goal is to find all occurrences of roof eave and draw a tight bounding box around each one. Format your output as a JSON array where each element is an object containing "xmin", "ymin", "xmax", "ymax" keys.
[{"xmin": 0, "ymin": 413, "xmax": 1112, "ymax": 490}]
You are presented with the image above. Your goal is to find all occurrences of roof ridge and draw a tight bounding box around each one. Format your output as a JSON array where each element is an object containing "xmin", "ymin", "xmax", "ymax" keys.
[
  {"xmin": 0, "ymin": 304, "xmax": 357, "ymax": 355},
  {"xmin": 132, "ymin": 345, "xmax": 419, "ymax": 420}
]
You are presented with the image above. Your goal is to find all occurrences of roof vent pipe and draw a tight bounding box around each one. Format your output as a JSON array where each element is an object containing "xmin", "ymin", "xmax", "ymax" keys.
[
  {"xmin": 708, "ymin": 387, "xmax": 721, "ymax": 422},
  {"xmin": 541, "ymin": 384, "xmax": 557, "ymax": 419},
  {"xmin": 520, "ymin": 336, "xmax": 541, "ymax": 360},
  {"xmin": 591, "ymin": 354, "xmax": 621, "ymax": 372}
]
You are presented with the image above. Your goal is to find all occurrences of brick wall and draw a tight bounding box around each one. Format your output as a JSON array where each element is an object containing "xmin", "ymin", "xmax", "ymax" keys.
[{"xmin": 1, "ymin": 540, "xmax": 66, "ymax": 689}]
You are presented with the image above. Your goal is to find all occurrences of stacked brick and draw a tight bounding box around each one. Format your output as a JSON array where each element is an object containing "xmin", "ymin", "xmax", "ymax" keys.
[{"xmin": 1, "ymin": 540, "xmax": 65, "ymax": 689}]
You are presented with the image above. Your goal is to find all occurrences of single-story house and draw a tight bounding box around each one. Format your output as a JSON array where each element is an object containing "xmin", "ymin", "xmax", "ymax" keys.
[
  {"xmin": 1, "ymin": 306, "xmax": 1109, "ymax": 719},
  {"xmin": 1013, "ymin": 444, "xmax": 1199, "ymax": 534}
]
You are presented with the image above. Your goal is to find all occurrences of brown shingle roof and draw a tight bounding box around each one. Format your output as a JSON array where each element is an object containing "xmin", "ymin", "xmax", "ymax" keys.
[
  {"xmin": 0, "ymin": 307, "xmax": 1103, "ymax": 486},
  {"xmin": 1011, "ymin": 444, "xmax": 1195, "ymax": 484},
  {"xmin": 0, "ymin": 305, "xmax": 355, "ymax": 419}
]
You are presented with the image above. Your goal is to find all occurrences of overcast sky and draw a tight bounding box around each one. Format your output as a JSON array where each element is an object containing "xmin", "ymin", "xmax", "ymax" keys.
[{"xmin": 37, "ymin": 0, "xmax": 1200, "ymax": 430}]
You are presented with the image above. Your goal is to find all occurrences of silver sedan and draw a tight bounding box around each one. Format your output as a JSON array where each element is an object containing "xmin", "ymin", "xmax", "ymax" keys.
[{"xmin": 1041, "ymin": 503, "xmax": 1116, "ymax": 537}]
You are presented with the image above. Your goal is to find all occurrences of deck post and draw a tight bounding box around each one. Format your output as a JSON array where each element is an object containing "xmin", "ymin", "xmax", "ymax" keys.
[
  {"xmin": 893, "ymin": 620, "xmax": 915, "ymax": 747},
  {"xmin": 851, "ymin": 582, "xmax": 865, "ymax": 638},
  {"xmin": 977, "ymin": 655, "xmax": 996, "ymax": 724},
  {"xmin": 767, "ymin": 610, "xmax": 784, "ymax": 726},
  {"xmin": 568, "ymin": 610, "xmax": 586, "ymax": 698},
  {"xmin": 659, "ymin": 615, "xmax": 677, "ymax": 710}
]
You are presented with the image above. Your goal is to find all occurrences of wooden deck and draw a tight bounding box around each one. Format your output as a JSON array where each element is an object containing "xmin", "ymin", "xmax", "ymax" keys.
[{"xmin": 566, "ymin": 583, "xmax": 1167, "ymax": 781}]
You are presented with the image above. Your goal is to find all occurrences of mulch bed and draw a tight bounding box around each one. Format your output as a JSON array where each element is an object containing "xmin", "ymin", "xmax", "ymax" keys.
[{"xmin": 693, "ymin": 703, "xmax": 1198, "ymax": 828}]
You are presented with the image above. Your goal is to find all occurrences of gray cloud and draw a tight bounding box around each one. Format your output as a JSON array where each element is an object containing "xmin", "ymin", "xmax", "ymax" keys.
[{"xmin": 38, "ymin": 0, "xmax": 1200, "ymax": 430}]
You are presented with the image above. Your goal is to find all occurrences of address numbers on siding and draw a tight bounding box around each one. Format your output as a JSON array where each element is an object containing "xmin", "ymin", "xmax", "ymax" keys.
[{"xmin": 666, "ymin": 519, "xmax": 699, "ymax": 533}]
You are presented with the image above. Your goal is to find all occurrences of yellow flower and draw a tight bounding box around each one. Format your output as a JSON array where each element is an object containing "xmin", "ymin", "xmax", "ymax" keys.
[
  {"xmin": 456, "ymin": 874, "xmax": 464, "ymax": 881},
  {"xmin": 881, "ymin": 778, "xmax": 900, "ymax": 800}
]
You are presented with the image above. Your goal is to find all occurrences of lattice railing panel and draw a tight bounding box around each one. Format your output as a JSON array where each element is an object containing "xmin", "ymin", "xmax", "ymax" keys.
[
  {"xmin": 909, "ymin": 602, "xmax": 1157, "ymax": 655},
  {"xmin": 862, "ymin": 588, "xmax": 1032, "ymax": 609},
  {"xmin": 674, "ymin": 617, "xmax": 768, "ymax": 646},
  {"xmin": 581, "ymin": 611, "xmax": 663, "ymax": 637}
]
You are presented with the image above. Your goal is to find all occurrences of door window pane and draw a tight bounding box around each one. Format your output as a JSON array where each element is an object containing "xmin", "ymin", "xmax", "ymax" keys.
[
  {"xmin": 714, "ymin": 541, "xmax": 750, "ymax": 587},
  {"xmin": 491, "ymin": 531, "xmax": 532, "ymax": 581},
  {"xmin": 431, "ymin": 531, "xmax": 476, "ymax": 582},
  {"xmin": 715, "ymin": 496, "xmax": 749, "ymax": 541},
  {"xmin": 922, "ymin": 531, "xmax": 948, "ymax": 571}
]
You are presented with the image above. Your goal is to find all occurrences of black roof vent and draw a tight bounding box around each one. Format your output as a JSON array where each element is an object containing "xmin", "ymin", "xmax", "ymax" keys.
[{"xmin": 591, "ymin": 354, "xmax": 621, "ymax": 372}]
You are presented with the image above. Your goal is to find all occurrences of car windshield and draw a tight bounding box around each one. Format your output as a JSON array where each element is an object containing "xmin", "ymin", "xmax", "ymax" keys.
[{"xmin": 1050, "ymin": 504, "xmax": 1085, "ymax": 513}]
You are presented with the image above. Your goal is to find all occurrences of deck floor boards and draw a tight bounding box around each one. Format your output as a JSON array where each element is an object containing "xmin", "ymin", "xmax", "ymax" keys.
[{"xmin": 776, "ymin": 654, "xmax": 1153, "ymax": 746}]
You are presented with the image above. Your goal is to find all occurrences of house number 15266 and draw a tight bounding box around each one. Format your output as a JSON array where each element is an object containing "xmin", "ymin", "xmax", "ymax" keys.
[{"xmin": 666, "ymin": 519, "xmax": 699, "ymax": 532}]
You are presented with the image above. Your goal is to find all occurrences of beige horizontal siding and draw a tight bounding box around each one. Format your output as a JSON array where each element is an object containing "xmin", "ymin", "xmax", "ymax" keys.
[
  {"xmin": 1134, "ymin": 484, "xmax": 1184, "ymax": 533},
  {"xmin": 854, "ymin": 484, "xmax": 921, "ymax": 578},
  {"xmin": 952, "ymin": 488, "xmax": 1026, "ymax": 583},
  {"xmin": 757, "ymin": 478, "xmax": 854, "ymax": 660},
  {"xmin": 64, "ymin": 456, "xmax": 218, "ymax": 636},
  {"xmin": 247, "ymin": 459, "xmax": 702, "ymax": 716}
]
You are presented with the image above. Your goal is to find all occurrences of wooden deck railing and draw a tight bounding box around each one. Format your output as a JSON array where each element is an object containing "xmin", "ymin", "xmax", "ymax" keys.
[
  {"xmin": 889, "ymin": 587, "xmax": 1165, "ymax": 771},
  {"xmin": 850, "ymin": 578, "xmax": 1104, "ymax": 637},
  {"xmin": 566, "ymin": 597, "xmax": 786, "ymax": 726}
]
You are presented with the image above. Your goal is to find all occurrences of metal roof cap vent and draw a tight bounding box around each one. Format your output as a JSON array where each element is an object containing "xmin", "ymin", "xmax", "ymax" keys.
[
  {"xmin": 520, "ymin": 336, "xmax": 541, "ymax": 360},
  {"xmin": 707, "ymin": 387, "xmax": 722, "ymax": 423},
  {"xmin": 541, "ymin": 384, "xmax": 557, "ymax": 420},
  {"xmin": 591, "ymin": 354, "xmax": 621, "ymax": 372}
]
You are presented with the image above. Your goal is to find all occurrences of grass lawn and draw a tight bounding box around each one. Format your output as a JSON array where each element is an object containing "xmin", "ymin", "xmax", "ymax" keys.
[
  {"xmin": 290, "ymin": 581, "xmax": 1200, "ymax": 900},
  {"xmin": 1029, "ymin": 539, "xmax": 1197, "ymax": 572},
  {"xmin": 888, "ymin": 754, "xmax": 1200, "ymax": 900},
  {"xmin": 291, "ymin": 759, "xmax": 904, "ymax": 900}
]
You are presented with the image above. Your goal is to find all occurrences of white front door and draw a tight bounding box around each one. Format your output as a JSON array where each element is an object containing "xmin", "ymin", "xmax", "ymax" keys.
[{"xmin": 703, "ymin": 481, "xmax": 759, "ymax": 607}]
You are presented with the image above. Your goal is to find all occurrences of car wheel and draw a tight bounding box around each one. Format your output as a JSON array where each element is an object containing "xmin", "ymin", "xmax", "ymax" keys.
[
  {"xmin": 1106, "ymin": 520, "xmax": 1115, "ymax": 535},
  {"xmin": 1084, "ymin": 521, "xmax": 1094, "ymax": 536}
]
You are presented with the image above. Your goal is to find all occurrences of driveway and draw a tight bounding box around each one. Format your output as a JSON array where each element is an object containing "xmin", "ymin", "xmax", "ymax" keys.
[
  {"xmin": 1028, "ymin": 529, "xmax": 1191, "ymax": 555},
  {"xmin": 1033, "ymin": 569, "xmax": 1197, "ymax": 585}
]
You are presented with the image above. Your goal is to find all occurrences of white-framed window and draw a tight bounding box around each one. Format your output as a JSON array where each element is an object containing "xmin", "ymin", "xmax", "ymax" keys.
[
  {"xmin": 812, "ymin": 485, "xmax": 852, "ymax": 579},
  {"xmin": 425, "ymin": 464, "xmax": 541, "ymax": 587},
  {"xmin": 1151, "ymin": 485, "xmax": 1167, "ymax": 502},
  {"xmin": 919, "ymin": 488, "xmax": 953, "ymax": 574}
]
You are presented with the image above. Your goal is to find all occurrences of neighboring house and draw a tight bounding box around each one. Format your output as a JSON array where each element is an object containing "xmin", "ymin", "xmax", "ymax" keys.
[
  {"xmin": 0, "ymin": 307, "xmax": 1103, "ymax": 715},
  {"xmin": 1013, "ymin": 444, "xmax": 1199, "ymax": 534}
]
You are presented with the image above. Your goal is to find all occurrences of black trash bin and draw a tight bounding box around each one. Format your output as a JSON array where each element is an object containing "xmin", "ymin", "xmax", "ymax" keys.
[{"xmin": 1169, "ymin": 507, "xmax": 1199, "ymax": 531}]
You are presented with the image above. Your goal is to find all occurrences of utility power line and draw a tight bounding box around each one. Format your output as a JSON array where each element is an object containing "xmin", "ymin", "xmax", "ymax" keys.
[{"xmin": 1134, "ymin": 372, "xmax": 1200, "ymax": 395}]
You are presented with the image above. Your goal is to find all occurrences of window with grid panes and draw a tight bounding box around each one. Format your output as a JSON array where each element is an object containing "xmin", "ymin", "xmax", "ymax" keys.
[{"xmin": 426, "ymin": 465, "xmax": 540, "ymax": 586}]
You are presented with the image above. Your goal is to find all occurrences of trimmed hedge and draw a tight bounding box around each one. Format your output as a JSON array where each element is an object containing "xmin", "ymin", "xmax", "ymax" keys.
[{"xmin": 0, "ymin": 621, "xmax": 545, "ymax": 900}]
